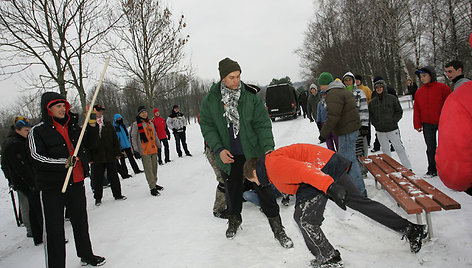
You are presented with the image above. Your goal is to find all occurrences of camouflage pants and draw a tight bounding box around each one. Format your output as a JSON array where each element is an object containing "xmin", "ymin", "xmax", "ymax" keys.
[{"xmin": 204, "ymin": 145, "xmax": 226, "ymax": 213}]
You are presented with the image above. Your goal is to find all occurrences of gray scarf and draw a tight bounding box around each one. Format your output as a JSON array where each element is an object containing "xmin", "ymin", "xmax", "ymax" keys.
[{"xmin": 221, "ymin": 82, "xmax": 241, "ymax": 138}]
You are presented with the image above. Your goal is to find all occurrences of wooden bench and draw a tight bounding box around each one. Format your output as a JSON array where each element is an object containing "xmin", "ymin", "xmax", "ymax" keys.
[{"xmin": 359, "ymin": 154, "xmax": 461, "ymax": 239}]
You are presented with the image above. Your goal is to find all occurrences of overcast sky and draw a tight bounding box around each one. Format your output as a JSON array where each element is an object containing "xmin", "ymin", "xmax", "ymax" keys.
[{"xmin": 0, "ymin": 0, "xmax": 316, "ymax": 107}]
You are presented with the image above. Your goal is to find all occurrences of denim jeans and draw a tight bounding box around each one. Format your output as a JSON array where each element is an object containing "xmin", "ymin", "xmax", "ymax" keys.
[
  {"xmin": 337, "ymin": 131, "xmax": 366, "ymax": 195},
  {"xmin": 422, "ymin": 123, "xmax": 438, "ymax": 174}
]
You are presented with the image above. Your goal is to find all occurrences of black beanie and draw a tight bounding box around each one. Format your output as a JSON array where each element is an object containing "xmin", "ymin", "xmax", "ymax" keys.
[
  {"xmin": 218, "ymin": 58, "xmax": 241, "ymax": 80},
  {"xmin": 137, "ymin": 105, "xmax": 146, "ymax": 116},
  {"xmin": 373, "ymin": 76, "xmax": 383, "ymax": 83}
]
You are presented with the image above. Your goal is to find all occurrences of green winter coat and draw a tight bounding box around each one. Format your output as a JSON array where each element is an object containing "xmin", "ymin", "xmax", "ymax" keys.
[
  {"xmin": 199, "ymin": 81, "xmax": 275, "ymax": 175},
  {"xmin": 320, "ymin": 80, "xmax": 361, "ymax": 138}
]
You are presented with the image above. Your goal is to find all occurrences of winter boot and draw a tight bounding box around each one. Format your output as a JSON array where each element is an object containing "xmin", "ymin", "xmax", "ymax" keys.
[
  {"xmin": 80, "ymin": 255, "xmax": 106, "ymax": 266},
  {"xmin": 226, "ymin": 214, "xmax": 242, "ymax": 239},
  {"xmin": 268, "ymin": 215, "xmax": 293, "ymax": 248},
  {"xmin": 402, "ymin": 223, "xmax": 428, "ymax": 253},
  {"xmin": 310, "ymin": 250, "xmax": 343, "ymax": 268}
]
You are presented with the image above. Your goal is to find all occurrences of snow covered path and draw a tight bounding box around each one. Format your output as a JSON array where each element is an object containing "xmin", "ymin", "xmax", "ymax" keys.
[{"xmin": 0, "ymin": 105, "xmax": 471, "ymax": 267}]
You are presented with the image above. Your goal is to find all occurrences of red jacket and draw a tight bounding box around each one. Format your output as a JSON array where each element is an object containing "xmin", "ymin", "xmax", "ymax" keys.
[
  {"xmin": 436, "ymin": 81, "xmax": 472, "ymax": 191},
  {"xmin": 265, "ymin": 143, "xmax": 335, "ymax": 194},
  {"xmin": 413, "ymin": 81, "xmax": 451, "ymax": 129},
  {"xmin": 152, "ymin": 116, "xmax": 168, "ymax": 140}
]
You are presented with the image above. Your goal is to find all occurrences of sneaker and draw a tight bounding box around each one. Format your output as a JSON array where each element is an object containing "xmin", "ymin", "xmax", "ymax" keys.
[
  {"xmin": 158, "ymin": 161, "xmax": 163, "ymax": 165},
  {"xmin": 226, "ymin": 215, "xmax": 242, "ymax": 239},
  {"xmin": 403, "ymin": 223, "xmax": 427, "ymax": 253},
  {"xmin": 155, "ymin": 185, "xmax": 164, "ymax": 191},
  {"xmin": 95, "ymin": 200, "xmax": 101, "ymax": 206},
  {"xmin": 165, "ymin": 159, "xmax": 172, "ymax": 163},
  {"xmin": 370, "ymin": 148, "xmax": 380, "ymax": 153},
  {"xmin": 122, "ymin": 174, "xmax": 132, "ymax": 179},
  {"xmin": 81, "ymin": 255, "xmax": 106, "ymax": 266},
  {"xmin": 150, "ymin": 188, "xmax": 161, "ymax": 196},
  {"xmin": 425, "ymin": 171, "xmax": 437, "ymax": 177},
  {"xmin": 213, "ymin": 209, "xmax": 229, "ymax": 219},
  {"xmin": 310, "ymin": 250, "xmax": 343, "ymax": 268},
  {"xmin": 186, "ymin": 153, "xmax": 192, "ymax": 156},
  {"xmin": 115, "ymin": 195, "xmax": 127, "ymax": 201},
  {"xmin": 135, "ymin": 170, "xmax": 144, "ymax": 174}
]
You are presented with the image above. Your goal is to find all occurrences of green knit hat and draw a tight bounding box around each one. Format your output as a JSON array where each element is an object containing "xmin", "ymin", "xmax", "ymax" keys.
[
  {"xmin": 318, "ymin": 72, "xmax": 334, "ymax": 85},
  {"xmin": 219, "ymin": 58, "xmax": 241, "ymax": 80}
]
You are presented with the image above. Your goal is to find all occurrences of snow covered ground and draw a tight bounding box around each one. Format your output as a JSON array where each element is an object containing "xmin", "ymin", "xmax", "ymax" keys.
[{"xmin": 0, "ymin": 100, "xmax": 471, "ymax": 267}]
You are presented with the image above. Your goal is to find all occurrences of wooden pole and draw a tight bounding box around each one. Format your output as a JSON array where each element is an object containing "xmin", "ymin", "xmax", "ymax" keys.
[{"xmin": 61, "ymin": 58, "xmax": 110, "ymax": 193}]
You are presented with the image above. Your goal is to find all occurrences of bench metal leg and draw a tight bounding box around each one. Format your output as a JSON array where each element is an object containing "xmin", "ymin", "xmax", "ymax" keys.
[
  {"xmin": 425, "ymin": 212, "xmax": 433, "ymax": 240},
  {"xmin": 416, "ymin": 213, "xmax": 423, "ymax": 225}
]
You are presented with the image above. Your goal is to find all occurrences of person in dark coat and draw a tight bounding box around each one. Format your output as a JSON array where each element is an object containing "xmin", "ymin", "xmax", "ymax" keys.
[
  {"xmin": 307, "ymin": 83, "xmax": 322, "ymax": 130},
  {"xmin": 87, "ymin": 105, "xmax": 127, "ymax": 206},
  {"xmin": 371, "ymin": 76, "xmax": 397, "ymax": 153},
  {"xmin": 1, "ymin": 118, "xmax": 43, "ymax": 245},
  {"xmin": 28, "ymin": 92, "xmax": 105, "ymax": 267},
  {"xmin": 113, "ymin": 113, "xmax": 143, "ymax": 178},
  {"xmin": 406, "ymin": 78, "xmax": 418, "ymax": 101},
  {"xmin": 298, "ymin": 89, "xmax": 309, "ymax": 118},
  {"xmin": 369, "ymin": 80, "xmax": 412, "ymax": 169}
]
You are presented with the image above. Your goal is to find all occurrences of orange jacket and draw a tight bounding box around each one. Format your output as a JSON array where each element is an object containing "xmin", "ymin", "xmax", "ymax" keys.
[{"xmin": 265, "ymin": 143, "xmax": 335, "ymax": 194}]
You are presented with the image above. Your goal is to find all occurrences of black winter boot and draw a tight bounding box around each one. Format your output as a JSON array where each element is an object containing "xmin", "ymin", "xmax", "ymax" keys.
[
  {"xmin": 310, "ymin": 249, "xmax": 343, "ymax": 268},
  {"xmin": 226, "ymin": 214, "xmax": 242, "ymax": 239},
  {"xmin": 268, "ymin": 215, "xmax": 293, "ymax": 248},
  {"xmin": 402, "ymin": 223, "xmax": 427, "ymax": 253}
]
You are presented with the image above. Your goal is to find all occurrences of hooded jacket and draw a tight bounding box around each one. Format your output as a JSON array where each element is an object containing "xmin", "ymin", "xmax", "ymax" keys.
[
  {"xmin": 437, "ymin": 81, "xmax": 472, "ymax": 191},
  {"xmin": 320, "ymin": 79, "xmax": 361, "ymax": 138},
  {"xmin": 28, "ymin": 92, "xmax": 99, "ymax": 190},
  {"xmin": 199, "ymin": 81, "xmax": 274, "ymax": 175},
  {"xmin": 369, "ymin": 80, "xmax": 403, "ymax": 132},
  {"xmin": 1, "ymin": 128, "xmax": 36, "ymax": 193},
  {"xmin": 343, "ymin": 72, "xmax": 369, "ymax": 127},
  {"xmin": 413, "ymin": 66, "xmax": 452, "ymax": 129},
  {"xmin": 113, "ymin": 114, "xmax": 131, "ymax": 150}
]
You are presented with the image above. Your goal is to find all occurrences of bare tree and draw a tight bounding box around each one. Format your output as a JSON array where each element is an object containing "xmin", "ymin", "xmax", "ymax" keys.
[
  {"xmin": 0, "ymin": 0, "xmax": 122, "ymax": 112},
  {"xmin": 109, "ymin": 0, "xmax": 189, "ymax": 108}
]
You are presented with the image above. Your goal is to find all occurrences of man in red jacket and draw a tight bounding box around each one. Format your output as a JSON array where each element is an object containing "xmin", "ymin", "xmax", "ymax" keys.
[
  {"xmin": 153, "ymin": 108, "xmax": 171, "ymax": 165},
  {"xmin": 243, "ymin": 143, "xmax": 427, "ymax": 267},
  {"xmin": 413, "ymin": 66, "xmax": 451, "ymax": 177}
]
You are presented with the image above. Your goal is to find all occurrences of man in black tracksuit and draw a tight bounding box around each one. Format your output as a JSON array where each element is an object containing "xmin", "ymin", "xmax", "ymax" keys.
[{"xmin": 28, "ymin": 92, "xmax": 105, "ymax": 267}]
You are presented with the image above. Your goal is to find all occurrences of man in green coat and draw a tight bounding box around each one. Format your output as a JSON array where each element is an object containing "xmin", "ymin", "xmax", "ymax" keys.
[{"xmin": 199, "ymin": 58, "xmax": 293, "ymax": 248}]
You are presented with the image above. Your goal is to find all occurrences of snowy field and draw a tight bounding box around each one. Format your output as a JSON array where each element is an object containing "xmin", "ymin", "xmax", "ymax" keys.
[{"xmin": 0, "ymin": 100, "xmax": 471, "ymax": 267}]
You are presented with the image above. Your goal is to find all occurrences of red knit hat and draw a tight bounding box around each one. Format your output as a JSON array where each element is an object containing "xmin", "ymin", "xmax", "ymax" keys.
[{"xmin": 153, "ymin": 108, "xmax": 160, "ymax": 114}]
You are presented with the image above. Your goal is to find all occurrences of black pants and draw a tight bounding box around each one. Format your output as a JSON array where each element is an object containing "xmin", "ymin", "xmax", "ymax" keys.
[
  {"xmin": 173, "ymin": 131, "xmax": 190, "ymax": 157},
  {"xmin": 158, "ymin": 138, "xmax": 170, "ymax": 162},
  {"xmin": 293, "ymin": 172, "xmax": 410, "ymax": 262},
  {"xmin": 21, "ymin": 189, "xmax": 43, "ymax": 245},
  {"xmin": 221, "ymin": 155, "xmax": 279, "ymax": 218},
  {"xmin": 41, "ymin": 182, "xmax": 94, "ymax": 268},
  {"xmin": 92, "ymin": 162, "xmax": 123, "ymax": 201},
  {"xmin": 422, "ymin": 123, "xmax": 438, "ymax": 174},
  {"xmin": 116, "ymin": 147, "xmax": 141, "ymax": 176}
]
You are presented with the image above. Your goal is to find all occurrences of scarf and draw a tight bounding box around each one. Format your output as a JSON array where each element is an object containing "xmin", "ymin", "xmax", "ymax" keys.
[
  {"xmin": 136, "ymin": 116, "xmax": 150, "ymax": 143},
  {"xmin": 97, "ymin": 116, "xmax": 104, "ymax": 137},
  {"xmin": 221, "ymin": 82, "xmax": 241, "ymax": 138}
]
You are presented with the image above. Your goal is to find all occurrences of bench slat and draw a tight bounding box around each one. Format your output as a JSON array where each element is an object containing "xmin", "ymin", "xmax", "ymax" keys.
[
  {"xmin": 370, "ymin": 156, "xmax": 441, "ymax": 212},
  {"xmin": 380, "ymin": 154, "xmax": 461, "ymax": 210},
  {"xmin": 359, "ymin": 158, "xmax": 423, "ymax": 214}
]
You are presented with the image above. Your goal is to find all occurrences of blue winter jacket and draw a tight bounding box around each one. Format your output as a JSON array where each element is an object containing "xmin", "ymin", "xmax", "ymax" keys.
[{"xmin": 113, "ymin": 114, "xmax": 131, "ymax": 150}]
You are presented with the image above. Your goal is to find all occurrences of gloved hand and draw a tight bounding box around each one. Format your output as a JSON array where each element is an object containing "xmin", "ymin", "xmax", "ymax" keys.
[
  {"xmin": 172, "ymin": 128, "xmax": 177, "ymax": 133},
  {"xmin": 360, "ymin": 126, "xmax": 369, "ymax": 136},
  {"xmin": 183, "ymin": 126, "xmax": 186, "ymax": 131},
  {"xmin": 309, "ymin": 118, "xmax": 314, "ymax": 123},
  {"xmin": 167, "ymin": 135, "xmax": 171, "ymax": 141},
  {"xmin": 327, "ymin": 182, "xmax": 348, "ymax": 210},
  {"xmin": 65, "ymin": 156, "xmax": 78, "ymax": 169},
  {"xmin": 134, "ymin": 152, "xmax": 141, "ymax": 159},
  {"xmin": 318, "ymin": 136, "xmax": 326, "ymax": 143}
]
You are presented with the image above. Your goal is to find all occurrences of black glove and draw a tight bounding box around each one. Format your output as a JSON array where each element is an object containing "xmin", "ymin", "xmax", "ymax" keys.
[
  {"xmin": 360, "ymin": 126, "xmax": 369, "ymax": 136},
  {"xmin": 318, "ymin": 136, "xmax": 326, "ymax": 143},
  {"xmin": 309, "ymin": 118, "xmax": 314, "ymax": 123},
  {"xmin": 134, "ymin": 152, "xmax": 141, "ymax": 159},
  {"xmin": 172, "ymin": 128, "xmax": 177, "ymax": 133},
  {"xmin": 167, "ymin": 135, "xmax": 171, "ymax": 141},
  {"xmin": 327, "ymin": 182, "xmax": 348, "ymax": 210},
  {"xmin": 183, "ymin": 126, "xmax": 186, "ymax": 131}
]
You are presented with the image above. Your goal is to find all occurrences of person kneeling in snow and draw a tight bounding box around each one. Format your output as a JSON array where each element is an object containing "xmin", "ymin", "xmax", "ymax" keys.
[{"xmin": 243, "ymin": 143, "xmax": 427, "ymax": 268}]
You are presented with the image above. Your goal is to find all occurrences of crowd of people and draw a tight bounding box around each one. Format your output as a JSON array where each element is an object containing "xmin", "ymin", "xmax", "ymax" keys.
[{"xmin": 1, "ymin": 55, "xmax": 471, "ymax": 267}]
